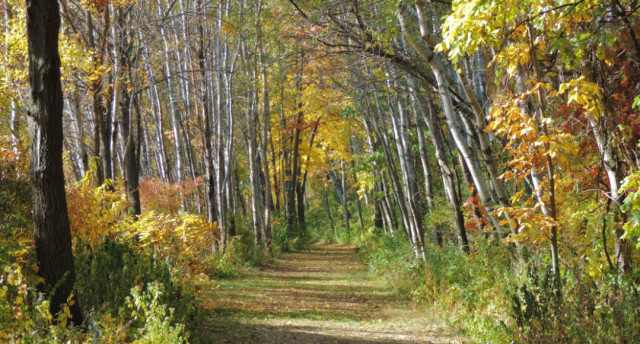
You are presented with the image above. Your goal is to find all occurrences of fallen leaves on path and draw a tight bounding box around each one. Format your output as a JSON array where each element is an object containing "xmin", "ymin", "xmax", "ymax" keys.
[{"xmin": 199, "ymin": 246, "xmax": 465, "ymax": 344}]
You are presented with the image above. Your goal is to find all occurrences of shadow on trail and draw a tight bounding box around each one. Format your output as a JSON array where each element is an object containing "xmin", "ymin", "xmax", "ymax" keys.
[{"xmin": 201, "ymin": 317, "xmax": 425, "ymax": 344}]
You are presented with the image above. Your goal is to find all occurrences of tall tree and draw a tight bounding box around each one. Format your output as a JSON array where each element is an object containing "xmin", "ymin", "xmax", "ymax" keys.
[{"xmin": 26, "ymin": 0, "xmax": 82, "ymax": 324}]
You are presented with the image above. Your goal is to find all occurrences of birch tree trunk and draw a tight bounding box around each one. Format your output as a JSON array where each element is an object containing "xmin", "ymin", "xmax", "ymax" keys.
[
  {"xmin": 385, "ymin": 75, "xmax": 425, "ymax": 258},
  {"xmin": 257, "ymin": 0, "xmax": 272, "ymax": 248},
  {"xmin": 411, "ymin": 78, "xmax": 469, "ymax": 252},
  {"xmin": 585, "ymin": 60, "xmax": 632, "ymax": 275},
  {"xmin": 407, "ymin": 77, "xmax": 443, "ymax": 246},
  {"xmin": 196, "ymin": 0, "xmax": 217, "ymax": 230},
  {"xmin": 397, "ymin": 6, "xmax": 506, "ymax": 238}
]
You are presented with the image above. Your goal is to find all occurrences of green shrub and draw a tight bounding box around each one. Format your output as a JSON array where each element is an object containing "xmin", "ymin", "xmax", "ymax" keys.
[
  {"xmin": 510, "ymin": 267, "xmax": 559, "ymax": 326},
  {"xmin": 225, "ymin": 232, "xmax": 271, "ymax": 267},
  {"xmin": 273, "ymin": 221, "xmax": 312, "ymax": 251},
  {"xmin": 74, "ymin": 238, "xmax": 197, "ymax": 329},
  {"xmin": 207, "ymin": 255, "xmax": 238, "ymax": 279},
  {"xmin": 507, "ymin": 270, "xmax": 640, "ymax": 343},
  {"xmin": 361, "ymin": 233, "xmax": 514, "ymax": 342},
  {"xmin": 126, "ymin": 282, "xmax": 187, "ymax": 344},
  {"xmin": 362, "ymin": 232, "xmax": 425, "ymax": 297},
  {"xmin": 272, "ymin": 220, "xmax": 290, "ymax": 252},
  {"xmin": 207, "ymin": 230, "xmax": 274, "ymax": 279}
]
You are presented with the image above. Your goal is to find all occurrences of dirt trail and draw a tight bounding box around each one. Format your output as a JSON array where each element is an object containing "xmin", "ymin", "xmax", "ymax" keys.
[{"xmin": 201, "ymin": 245, "xmax": 463, "ymax": 343}]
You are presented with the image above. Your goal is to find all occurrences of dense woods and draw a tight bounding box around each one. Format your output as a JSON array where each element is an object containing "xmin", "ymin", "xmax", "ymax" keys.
[{"xmin": 1, "ymin": 0, "xmax": 640, "ymax": 342}]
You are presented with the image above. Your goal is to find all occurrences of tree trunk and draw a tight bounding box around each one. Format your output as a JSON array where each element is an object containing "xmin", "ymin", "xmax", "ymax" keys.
[
  {"xmin": 69, "ymin": 90, "xmax": 89, "ymax": 179},
  {"xmin": 360, "ymin": 114, "xmax": 394, "ymax": 234},
  {"xmin": 366, "ymin": 86, "xmax": 412, "ymax": 238},
  {"xmin": 324, "ymin": 182, "xmax": 337, "ymax": 240},
  {"xmin": 115, "ymin": 6, "xmax": 140, "ymax": 217},
  {"xmin": 585, "ymin": 60, "xmax": 633, "ymax": 275},
  {"xmin": 408, "ymin": 78, "xmax": 443, "ymax": 246},
  {"xmin": 257, "ymin": 1, "xmax": 272, "ymax": 248},
  {"xmin": 386, "ymin": 74, "xmax": 425, "ymax": 259},
  {"xmin": 26, "ymin": 0, "xmax": 82, "ymax": 324},
  {"xmin": 398, "ymin": 5, "xmax": 508, "ymax": 238},
  {"xmin": 99, "ymin": 4, "xmax": 114, "ymax": 187},
  {"xmin": 340, "ymin": 159, "xmax": 350, "ymax": 241},
  {"xmin": 413, "ymin": 83, "xmax": 469, "ymax": 252},
  {"xmin": 196, "ymin": 0, "xmax": 217, "ymax": 230},
  {"xmin": 286, "ymin": 47, "xmax": 305, "ymax": 239}
]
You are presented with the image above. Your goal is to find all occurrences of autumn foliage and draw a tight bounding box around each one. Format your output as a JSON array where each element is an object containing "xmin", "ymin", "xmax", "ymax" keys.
[{"xmin": 2, "ymin": 0, "xmax": 640, "ymax": 342}]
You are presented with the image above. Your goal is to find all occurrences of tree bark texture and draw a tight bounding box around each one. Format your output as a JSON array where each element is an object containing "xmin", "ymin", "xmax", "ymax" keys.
[{"xmin": 26, "ymin": 0, "xmax": 82, "ymax": 325}]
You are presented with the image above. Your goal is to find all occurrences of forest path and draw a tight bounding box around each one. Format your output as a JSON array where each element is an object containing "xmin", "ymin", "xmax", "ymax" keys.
[{"xmin": 200, "ymin": 245, "xmax": 463, "ymax": 343}]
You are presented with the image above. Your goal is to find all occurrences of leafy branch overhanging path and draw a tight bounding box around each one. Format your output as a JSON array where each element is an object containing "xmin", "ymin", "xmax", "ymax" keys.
[{"xmin": 202, "ymin": 246, "xmax": 463, "ymax": 343}]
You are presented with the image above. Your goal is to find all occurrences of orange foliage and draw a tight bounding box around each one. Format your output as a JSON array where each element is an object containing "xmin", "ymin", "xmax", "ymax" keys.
[
  {"xmin": 66, "ymin": 175, "xmax": 219, "ymax": 294},
  {"xmin": 139, "ymin": 176, "xmax": 203, "ymax": 214}
]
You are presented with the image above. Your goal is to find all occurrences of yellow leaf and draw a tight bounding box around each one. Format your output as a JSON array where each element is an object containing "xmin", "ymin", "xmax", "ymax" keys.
[
  {"xmin": 572, "ymin": 13, "xmax": 582, "ymax": 23},
  {"xmin": 558, "ymin": 82, "xmax": 570, "ymax": 94},
  {"xmin": 500, "ymin": 171, "xmax": 514, "ymax": 180},
  {"xmin": 17, "ymin": 236, "xmax": 32, "ymax": 244}
]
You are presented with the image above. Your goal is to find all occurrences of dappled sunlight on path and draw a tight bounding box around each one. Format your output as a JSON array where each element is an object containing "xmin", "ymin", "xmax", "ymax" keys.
[{"xmin": 201, "ymin": 245, "xmax": 463, "ymax": 344}]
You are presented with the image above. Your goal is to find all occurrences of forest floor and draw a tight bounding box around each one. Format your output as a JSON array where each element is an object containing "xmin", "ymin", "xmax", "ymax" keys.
[{"xmin": 199, "ymin": 245, "xmax": 465, "ymax": 344}]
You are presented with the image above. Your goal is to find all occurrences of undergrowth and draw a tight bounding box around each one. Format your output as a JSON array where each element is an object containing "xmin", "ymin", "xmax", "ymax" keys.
[
  {"xmin": 359, "ymin": 231, "xmax": 640, "ymax": 343},
  {"xmin": 208, "ymin": 229, "xmax": 274, "ymax": 278},
  {"xmin": 0, "ymin": 141, "xmax": 275, "ymax": 342}
]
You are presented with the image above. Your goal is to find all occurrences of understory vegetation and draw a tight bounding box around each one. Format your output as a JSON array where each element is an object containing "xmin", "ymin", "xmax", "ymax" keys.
[
  {"xmin": 361, "ymin": 231, "xmax": 640, "ymax": 343},
  {"xmin": 0, "ymin": 147, "xmax": 268, "ymax": 342}
]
